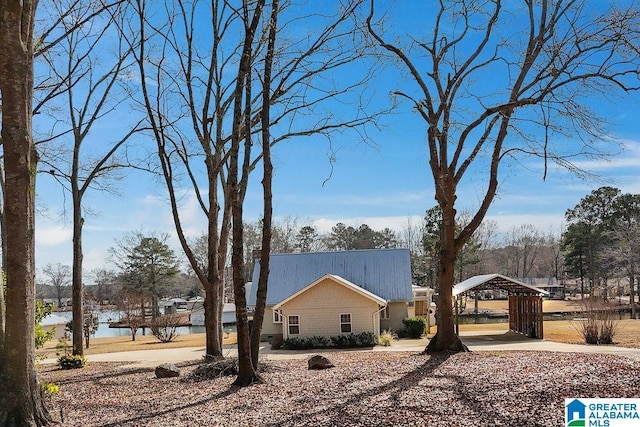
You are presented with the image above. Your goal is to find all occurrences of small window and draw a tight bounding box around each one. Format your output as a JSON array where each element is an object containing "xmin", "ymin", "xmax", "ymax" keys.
[
  {"xmin": 340, "ymin": 313, "xmax": 352, "ymax": 333},
  {"xmin": 288, "ymin": 315, "xmax": 300, "ymax": 335},
  {"xmin": 273, "ymin": 309, "xmax": 283, "ymax": 323}
]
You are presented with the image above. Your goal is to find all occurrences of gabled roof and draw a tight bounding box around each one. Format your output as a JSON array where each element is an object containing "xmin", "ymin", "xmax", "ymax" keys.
[
  {"xmin": 248, "ymin": 248, "xmax": 413, "ymax": 306},
  {"xmin": 273, "ymin": 274, "xmax": 387, "ymax": 309},
  {"xmin": 453, "ymin": 274, "xmax": 550, "ymax": 296}
]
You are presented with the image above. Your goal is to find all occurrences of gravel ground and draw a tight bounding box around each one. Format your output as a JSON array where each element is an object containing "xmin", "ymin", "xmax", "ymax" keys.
[{"xmin": 40, "ymin": 351, "xmax": 640, "ymax": 427}]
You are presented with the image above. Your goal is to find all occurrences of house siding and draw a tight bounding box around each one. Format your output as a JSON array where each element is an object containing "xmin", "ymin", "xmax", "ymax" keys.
[
  {"xmin": 260, "ymin": 306, "xmax": 283, "ymax": 340},
  {"xmin": 279, "ymin": 277, "xmax": 381, "ymax": 339},
  {"xmin": 380, "ymin": 301, "xmax": 408, "ymax": 332}
]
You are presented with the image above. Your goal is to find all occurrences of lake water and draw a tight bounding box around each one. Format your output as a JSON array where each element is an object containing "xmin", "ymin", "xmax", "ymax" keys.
[{"xmin": 53, "ymin": 310, "xmax": 207, "ymax": 338}]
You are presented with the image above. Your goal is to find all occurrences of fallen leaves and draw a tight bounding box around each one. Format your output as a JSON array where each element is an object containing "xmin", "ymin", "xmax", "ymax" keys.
[{"xmin": 40, "ymin": 351, "xmax": 640, "ymax": 426}]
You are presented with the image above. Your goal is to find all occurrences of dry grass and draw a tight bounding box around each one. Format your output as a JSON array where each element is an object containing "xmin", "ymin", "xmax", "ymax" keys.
[
  {"xmin": 37, "ymin": 332, "xmax": 237, "ymax": 358},
  {"xmin": 427, "ymin": 319, "xmax": 640, "ymax": 348}
]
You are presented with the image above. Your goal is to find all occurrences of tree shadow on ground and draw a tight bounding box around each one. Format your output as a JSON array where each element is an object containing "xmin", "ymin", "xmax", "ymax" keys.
[
  {"xmin": 98, "ymin": 385, "xmax": 241, "ymax": 427},
  {"xmin": 264, "ymin": 352, "xmax": 548, "ymax": 427}
]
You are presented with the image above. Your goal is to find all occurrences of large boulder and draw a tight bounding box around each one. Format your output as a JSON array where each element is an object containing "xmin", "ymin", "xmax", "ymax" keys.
[
  {"xmin": 307, "ymin": 355, "xmax": 334, "ymax": 370},
  {"xmin": 155, "ymin": 363, "xmax": 181, "ymax": 378}
]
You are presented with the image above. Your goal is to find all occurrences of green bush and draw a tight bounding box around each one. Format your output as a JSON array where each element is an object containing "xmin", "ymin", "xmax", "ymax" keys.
[
  {"xmin": 58, "ymin": 354, "xmax": 86, "ymax": 370},
  {"xmin": 283, "ymin": 332, "xmax": 377, "ymax": 350},
  {"xmin": 352, "ymin": 332, "xmax": 377, "ymax": 347},
  {"xmin": 402, "ymin": 317, "xmax": 426, "ymax": 339},
  {"xmin": 308, "ymin": 335, "xmax": 331, "ymax": 348},
  {"xmin": 35, "ymin": 301, "xmax": 55, "ymax": 349},
  {"xmin": 282, "ymin": 337, "xmax": 310, "ymax": 350}
]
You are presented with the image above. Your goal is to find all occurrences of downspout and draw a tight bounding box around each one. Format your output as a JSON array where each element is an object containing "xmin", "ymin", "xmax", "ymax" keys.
[
  {"xmin": 278, "ymin": 310, "xmax": 288, "ymax": 340},
  {"xmin": 372, "ymin": 303, "xmax": 388, "ymax": 338}
]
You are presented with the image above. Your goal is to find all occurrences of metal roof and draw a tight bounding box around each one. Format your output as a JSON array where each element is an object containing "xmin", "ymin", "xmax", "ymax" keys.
[
  {"xmin": 452, "ymin": 274, "xmax": 550, "ymax": 297},
  {"xmin": 248, "ymin": 248, "xmax": 413, "ymax": 306}
]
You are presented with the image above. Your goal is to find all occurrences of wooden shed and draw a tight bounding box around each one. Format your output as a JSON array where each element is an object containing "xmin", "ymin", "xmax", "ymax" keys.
[{"xmin": 453, "ymin": 274, "xmax": 549, "ymax": 338}]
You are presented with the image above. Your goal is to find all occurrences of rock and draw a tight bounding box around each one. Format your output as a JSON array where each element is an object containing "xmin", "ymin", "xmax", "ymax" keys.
[
  {"xmin": 307, "ymin": 355, "xmax": 334, "ymax": 370},
  {"xmin": 271, "ymin": 334, "xmax": 283, "ymax": 350},
  {"xmin": 155, "ymin": 363, "xmax": 180, "ymax": 378}
]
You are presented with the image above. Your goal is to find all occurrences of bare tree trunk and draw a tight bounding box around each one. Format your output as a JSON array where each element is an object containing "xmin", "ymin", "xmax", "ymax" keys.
[
  {"xmin": 630, "ymin": 276, "xmax": 636, "ymax": 319},
  {"xmin": 424, "ymin": 206, "xmax": 468, "ymax": 354},
  {"xmin": 0, "ymin": 165, "xmax": 6, "ymax": 344},
  {"xmin": 231, "ymin": 0, "xmax": 265, "ymax": 388},
  {"xmin": 72, "ymin": 184, "xmax": 84, "ymax": 355},
  {"xmin": 250, "ymin": 0, "xmax": 278, "ymax": 370},
  {"xmin": 0, "ymin": 2, "xmax": 53, "ymax": 424}
]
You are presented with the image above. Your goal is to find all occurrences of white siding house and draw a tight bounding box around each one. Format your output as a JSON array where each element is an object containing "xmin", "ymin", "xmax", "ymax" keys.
[{"xmin": 248, "ymin": 248, "xmax": 413, "ymax": 341}]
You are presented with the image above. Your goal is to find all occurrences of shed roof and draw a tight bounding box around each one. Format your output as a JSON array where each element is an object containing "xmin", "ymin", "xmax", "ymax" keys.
[
  {"xmin": 453, "ymin": 274, "xmax": 550, "ymax": 297},
  {"xmin": 248, "ymin": 248, "xmax": 413, "ymax": 306},
  {"xmin": 273, "ymin": 274, "xmax": 387, "ymax": 309}
]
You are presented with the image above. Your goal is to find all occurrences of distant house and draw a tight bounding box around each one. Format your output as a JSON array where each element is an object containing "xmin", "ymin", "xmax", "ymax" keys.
[
  {"xmin": 248, "ymin": 248, "xmax": 413, "ymax": 341},
  {"xmin": 160, "ymin": 297, "xmax": 190, "ymax": 315},
  {"xmin": 189, "ymin": 302, "xmax": 237, "ymax": 326},
  {"xmin": 518, "ymin": 277, "xmax": 566, "ymax": 300}
]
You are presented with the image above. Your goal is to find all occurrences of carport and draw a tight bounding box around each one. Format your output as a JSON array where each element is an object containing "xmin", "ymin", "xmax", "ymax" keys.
[{"xmin": 453, "ymin": 274, "xmax": 549, "ymax": 338}]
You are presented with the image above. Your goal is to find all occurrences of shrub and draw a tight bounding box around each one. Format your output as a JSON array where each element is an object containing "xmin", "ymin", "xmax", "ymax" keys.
[
  {"xmin": 599, "ymin": 317, "xmax": 619, "ymax": 345},
  {"xmin": 353, "ymin": 332, "xmax": 377, "ymax": 347},
  {"xmin": 573, "ymin": 300, "xmax": 620, "ymax": 345},
  {"xmin": 58, "ymin": 355, "xmax": 87, "ymax": 370},
  {"xmin": 402, "ymin": 317, "xmax": 426, "ymax": 339},
  {"xmin": 55, "ymin": 337, "xmax": 86, "ymax": 369},
  {"xmin": 41, "ymin": 381, "xmax": 60, "ymax": 395},
  {"xmin": 379, "ymin": 329, "xmax": 397, "ymax": 347},
  {"xmin": 308, "ymin": 335, "xmax": 331, "ymax": 348},
  {"xmin": 35, "ymin": 301, "xmax": 55, "ymax": 349},
  {"xmin": 151, "ymin": 314, "xmax": 182, "ymax": 343},
  {"xmin": 330, "ymin": 334, "xmax": 349, "ymax": 348},
  {"xmin": 283, "ymin": 332, "xmax": 377, "ymax": 350},
  {"xmin": 282, "ymin": 337, "xmax": 310, "ymax": 350}
]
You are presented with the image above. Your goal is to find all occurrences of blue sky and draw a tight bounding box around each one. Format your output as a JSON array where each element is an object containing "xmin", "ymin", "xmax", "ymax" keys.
[{"xmin": 33, "ymin": 1, "xmax": 640, "ymax": 279}]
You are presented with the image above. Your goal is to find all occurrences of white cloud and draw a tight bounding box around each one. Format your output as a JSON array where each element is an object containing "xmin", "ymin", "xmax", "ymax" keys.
[
  {"xmin": 484, "ymin": 213, "xmax": 565, "ymax": 235},
  {"xmin": 311, "ymin": 212, "xmax": 565, "ymax": 237},
  {"xmin": 35, "ymin": 223, "xmax": 72, "ymax": 247}
]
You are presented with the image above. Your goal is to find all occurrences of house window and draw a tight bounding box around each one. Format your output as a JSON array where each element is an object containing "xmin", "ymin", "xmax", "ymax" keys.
[
  {"xmin": 273, "ymin": 309, "xmax": 283, "ymax": 323},
  {"xmin": 380, "ymin": 306, "xmax": 390, "ymax": 320},
  {"xmin": 340, "ymin": 313, "xmax": 352, "ymax": 333},
  {"xmin": 288, "ymin": 315, "xmax": 300, "ymax": 335}
]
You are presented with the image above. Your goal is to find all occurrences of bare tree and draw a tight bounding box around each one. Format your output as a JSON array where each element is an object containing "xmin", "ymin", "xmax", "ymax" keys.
[
  {"xmin": 502, "ymin": 224, "xmax": 547, "ymax": 278},
  {"xmin": 124, "ymin": 0, "xmax": 380, "ymax": 363},
  {"xmin": 367, "ymin": 0, "xmax": 640, "ymax": 353},
  {"xmin": 0, "ymin": 0, "xmax": 54, "ymax": 424},
  {"xmin": 36, "ymin": 0, "xmax": 141, "ymax": 356},
  {"xmin": 41, "ymin": 263, "xmax": 72, "ymax": 308},
  {"xmin": 115, "ymin": 289, "xmax": 145, "ymax": 341},
  {"xmin": 229, "ymin": 0, "xmax": 268, "ymax": 385},
  {"xmin": 606, "ymin": 193, "xmax": 640, "ymax": 318}
]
